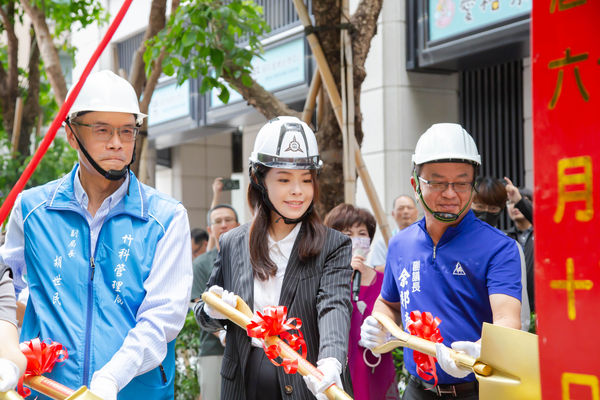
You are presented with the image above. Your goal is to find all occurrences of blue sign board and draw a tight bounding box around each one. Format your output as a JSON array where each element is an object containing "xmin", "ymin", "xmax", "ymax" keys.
[
  {"xmin": 429, "ymin": 0, "xmax": 531, "ymax": 42},
  {"xmin": 211, "ymin": 37, "xmax": 305, "ymax": 107}
]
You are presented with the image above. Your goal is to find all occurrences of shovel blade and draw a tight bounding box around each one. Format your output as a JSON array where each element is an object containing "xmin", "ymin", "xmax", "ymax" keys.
[
  {"xmin": 65, "ymin": 387, "xmax": 104, "ymax": 400},
  {"xmin": 477, "ymin": 323, "xmax": 541, "ymax": 400}
]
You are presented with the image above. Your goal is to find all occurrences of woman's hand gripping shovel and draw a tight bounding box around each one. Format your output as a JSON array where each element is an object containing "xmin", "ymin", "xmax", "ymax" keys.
[
  {"xmin": 0, "ymin": 376, "xmax": 102, "ymax": 400},
  {"xmin": 371, "ymin": 312, "xmax": 541, "ymax": 400},
  {"xmin": 202, "ymin": 291, "xmax": 353, "ymax": 400}
]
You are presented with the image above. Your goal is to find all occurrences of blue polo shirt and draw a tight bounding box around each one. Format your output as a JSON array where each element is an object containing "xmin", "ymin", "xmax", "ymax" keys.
[{"xmin": 381, "ymin": 210, "xmax": 521, "ymax": 384}]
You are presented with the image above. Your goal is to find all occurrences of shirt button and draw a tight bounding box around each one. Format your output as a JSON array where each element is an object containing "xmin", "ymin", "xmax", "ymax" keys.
[{"xmin": 284, "ymin": 385, "xmax": 293, "ymax": 395}]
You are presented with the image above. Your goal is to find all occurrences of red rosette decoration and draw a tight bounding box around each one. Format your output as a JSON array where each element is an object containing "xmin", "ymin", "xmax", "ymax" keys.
[
  {"xmin": 17, "ymin": 338, "xmax": 69, "ymax": 397},
  {"xmin": 407, "ymin": 310, "xmax": 443, "ymax": 386},
  {"xmin": 246, "ymin": 305, "xmax": 306, "ymax": 374}
]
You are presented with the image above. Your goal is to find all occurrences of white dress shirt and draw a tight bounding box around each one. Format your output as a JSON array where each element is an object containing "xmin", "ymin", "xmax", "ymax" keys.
[
  {"xmin": 251, "ymin": 222, "xmax": 301, "ymax": 347},
  {"xmin": 0, "ymin": 167, "xmax": 192, "ymax": 390}
]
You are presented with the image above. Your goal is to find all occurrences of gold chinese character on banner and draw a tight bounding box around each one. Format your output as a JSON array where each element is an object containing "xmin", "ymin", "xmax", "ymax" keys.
[
  {"xmin": 562, "ymin": 372, "xmax": 599, "ymax": 399},
  {"xmin": 554, "ymin": 156, "xmax": 593, "ymax": 223},
  {"xmin": 550, "ymin": 258, "xmax": 593, "ymax": 320},
  {"xmin": 548, "ymin": 48, "xmax": 590, "ymax": 109},
  {"xmin": 550, "ymin": 0, "xmax": 587, "ymax": 13}
]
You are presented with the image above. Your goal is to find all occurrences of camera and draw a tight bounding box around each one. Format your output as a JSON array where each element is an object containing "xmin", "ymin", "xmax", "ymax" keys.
[{"xmin": 221, "ymin": 179, "xmax": 240, "ymax": 191}]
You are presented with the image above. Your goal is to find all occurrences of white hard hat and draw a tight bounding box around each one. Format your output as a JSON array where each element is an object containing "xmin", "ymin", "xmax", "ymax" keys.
[
  {"xmin": 249, "ymin": 116, "xmax": 322, "ymax": 170},
  {"xmin": 412, "ymin": 123, "xmax": 481, "ymax": 166},
  {"xmin": 66, "ymin": 70, "xmax": 146, "ymax": 126}
]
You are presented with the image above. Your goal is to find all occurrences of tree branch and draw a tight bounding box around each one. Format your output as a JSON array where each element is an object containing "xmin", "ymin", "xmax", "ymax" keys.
[
  {"xmin": 129, "ymin": 0, "xmax": 168, "ymax": 97},
  {"xmin": 222, "ymin": 64, "xmax": 300, "ymax": 120},
  {"xmin": 21, "ymin": 0, "xmax": 68, "ymax": 104},
  {"xmin": 139, "ymin": 0, "xmax": 180, "ymax": 112},
  {"xmin": 20, "ymin": 31, "xmax": 41, "ymax": 156}
]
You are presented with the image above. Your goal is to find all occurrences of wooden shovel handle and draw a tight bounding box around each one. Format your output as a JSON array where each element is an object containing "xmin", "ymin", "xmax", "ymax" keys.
[
  {"xmin": 202, "ymin": 292, "xmax": 353, "ymax": 400},
  {"xmin": 0, "ymin": 376, "xmax": 101, "ymax": 400},
  {"xmin": 372, "ymin": 312, "xmax": 492, "ymax": 376}
]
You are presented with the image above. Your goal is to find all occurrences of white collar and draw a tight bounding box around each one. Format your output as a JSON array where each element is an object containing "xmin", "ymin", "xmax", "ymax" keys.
[{"xmin": 268, "ymin": 222, "xmax": 302, "ymax": 256}]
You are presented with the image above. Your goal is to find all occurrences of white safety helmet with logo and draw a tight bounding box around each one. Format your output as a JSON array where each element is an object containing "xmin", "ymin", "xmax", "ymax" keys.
[
  {"xmin": 67, "ymin": 70, "xmax": 147, "ymax": 126},
  {"xmin": 249, "ymin": 116, "xmax": 322, "ymax": 170},
  {"xmin": 65, "ymin": 70, "xmax": 146, "ymax": 182},
  {"xmin": 412, "ymin": 123, "xmax": 481, "ymax": 166},
  {"xmin": 249, "ymin": 116, "xmax": 322, "ymax": 224},
  {"xmin": 412, "ymin": 123, "xmax": 481, "ymax": 223}
]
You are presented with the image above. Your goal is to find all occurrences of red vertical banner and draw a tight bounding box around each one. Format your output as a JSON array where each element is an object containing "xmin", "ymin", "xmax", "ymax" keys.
[{"xmin": 533, "ymin": 1, "xmax": 600, "ymax": 399}]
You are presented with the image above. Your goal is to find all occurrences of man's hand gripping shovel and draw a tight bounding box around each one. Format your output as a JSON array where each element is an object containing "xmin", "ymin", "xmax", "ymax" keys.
[
  {"xmin": 202, "ymin": 290, "xmax": 353, "ymax": 400},
  {"xmin": 0, "ymin": 375, "xmax": 102, "ymax": 400},
  {"xmin": 371, "ymin": 312, "xmax": 541, "ymax": 400}
]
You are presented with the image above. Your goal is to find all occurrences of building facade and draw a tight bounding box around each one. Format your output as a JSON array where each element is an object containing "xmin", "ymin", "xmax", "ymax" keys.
[{"xmin": 71, "ymin": 0, "xmax": 533, "ymax": 232}]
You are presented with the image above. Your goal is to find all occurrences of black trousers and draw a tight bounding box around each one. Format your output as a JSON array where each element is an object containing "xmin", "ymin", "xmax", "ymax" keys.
[
  {"xmin": 245, "ymin": 346, "xmax": 283, "ymax": 400},
  {"xmin": 403, "ymin": 375, "xmax": 479, "ymax": 400}
]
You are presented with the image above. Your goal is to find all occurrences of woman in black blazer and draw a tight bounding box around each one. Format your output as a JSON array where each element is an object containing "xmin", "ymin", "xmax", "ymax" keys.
[{"xmin": 195, "ymin": 117, "xmax": 353, "ymax": 400}]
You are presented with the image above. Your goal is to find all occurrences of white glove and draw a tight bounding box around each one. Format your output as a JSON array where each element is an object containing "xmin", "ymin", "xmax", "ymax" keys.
[
  {"xmin": 217, "ymin": 329, "xmax": 227, "ymax": 347},
  {"xmin": 303, "ymin": 358, "xmax": 342, "ymax": 400},
  {"xmin": 0, "ymin": 358, "xmax": 20, "ymax": 392},
  {"xmin": 359, "ymin": 316, "xmax": 390, "ymax": 350},
  {"xmin": 89, "ymin": 371, "xmax": 118, "ymax": 400},
  {"xmin": 435, "ymin": 341, "xmax": 481, "ymax": 378},
  {"xmin": 203, "ymin": 285, "xmax": 237, "ymax": 320}
]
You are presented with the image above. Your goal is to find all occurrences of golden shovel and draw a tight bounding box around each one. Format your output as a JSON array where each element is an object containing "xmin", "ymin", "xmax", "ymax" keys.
[
  {"xmin": 0, "ymin": 375, "xmax": 102, "ymax": 400},
  {"xmin": 371, "ymin": 311, "xmax": 541, "ymax": 400},
  {"xmin": 202, "ymin": 291, "xmax": 353, "ymax": 400}
]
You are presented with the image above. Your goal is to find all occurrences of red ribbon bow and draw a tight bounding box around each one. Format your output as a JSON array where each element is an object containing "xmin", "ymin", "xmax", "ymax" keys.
[
  {"xmin": 246, "ymin": 306, "xmax": 306, "ymax": 374},
  {"xmin": 408, "ymin": 311, "xmax": 443, "ymax": 386},
  {"xmin": 17, "ymin": 338, "xmax": 69, "ymax": 397}
]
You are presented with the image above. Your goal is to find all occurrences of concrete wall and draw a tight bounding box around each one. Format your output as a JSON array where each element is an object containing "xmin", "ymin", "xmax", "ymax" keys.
[
  {"xmin": 160, "ymin": 133, "xmax": 234, "ymax": 230},
  {"xmin": 523, "ymin": 57, "xmax": 534, "ymax": 190}
]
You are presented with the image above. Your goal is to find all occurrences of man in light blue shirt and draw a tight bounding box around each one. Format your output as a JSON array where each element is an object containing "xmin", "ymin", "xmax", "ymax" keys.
[
  {"xmin": 0, "ymin": 71, "xmax": 192, "ymax": 399},
  {"xmin": 368, "ymin": 194, "xmax": 419, "ymax": 270}
]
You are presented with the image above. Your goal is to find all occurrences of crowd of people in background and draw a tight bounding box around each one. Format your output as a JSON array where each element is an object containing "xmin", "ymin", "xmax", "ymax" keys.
[{"xmin": 0, "ymin": 70, "xmax": 536, "ymax": 400}]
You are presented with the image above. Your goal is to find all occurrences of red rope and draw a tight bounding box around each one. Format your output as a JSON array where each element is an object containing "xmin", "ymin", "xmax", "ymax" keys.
[{"xmin": 0, "ymin": 0, "xmax": 134, "ymax": 225}]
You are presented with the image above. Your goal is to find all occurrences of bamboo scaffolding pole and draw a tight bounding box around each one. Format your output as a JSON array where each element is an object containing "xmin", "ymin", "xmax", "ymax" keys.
[
  {"xmin": 340, "ymin": 0, "xmax": 356, "ymax": 204},
  {"xmin": 11, "ymin": 97, "xmax": 24, "ymax": 155},
  {"xmin": 291, "ymin": 0, "xmax": 391, "ymax": 243},
  {"xmin": 302, "ymin": 68, "xmax": 322, "ymax": 123}
]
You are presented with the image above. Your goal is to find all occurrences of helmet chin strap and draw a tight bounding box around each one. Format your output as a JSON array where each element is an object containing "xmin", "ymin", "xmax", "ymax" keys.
[
  {"xmin": 250, "ymin": 168, "xmax": 314, "ymax": 225},
  {"xmin": 67, "ymin": 120, "xmax": 133, "ymax": 182},
  {"xmin": 413, "ymin": 170, "xmax": 473, "ymax": 223}
]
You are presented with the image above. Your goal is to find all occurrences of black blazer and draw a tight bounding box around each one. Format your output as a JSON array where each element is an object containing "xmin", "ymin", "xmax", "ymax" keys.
[{"xmin": 195, "ymin": 223, "xmax": 353, "ymax": 400}]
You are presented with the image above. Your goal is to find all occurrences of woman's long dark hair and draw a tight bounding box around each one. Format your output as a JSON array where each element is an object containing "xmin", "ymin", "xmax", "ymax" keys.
[{"xmin": 248, "ymin": 164, "xmax": 326, "ymax": 280}]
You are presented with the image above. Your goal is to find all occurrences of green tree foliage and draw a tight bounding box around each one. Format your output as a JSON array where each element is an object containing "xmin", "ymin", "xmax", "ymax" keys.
[
  {"xmin": 32, "ymin": 0, "xmax": 108, "ymax": 37},
  {"xmin": 174, "ymin": 310, "xmax": 201, "ymax": 400},
  {"xmin": 0, "ymin": 131, "xmax": 78, "ymax": 203},
  {"xmin": 145, "ymin": 0, "xmax": 269, "ymax": 104}
]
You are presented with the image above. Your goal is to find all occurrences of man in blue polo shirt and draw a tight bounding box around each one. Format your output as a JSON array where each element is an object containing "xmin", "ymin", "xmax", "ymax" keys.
[{"xmin": 361, "ymin": 124, "xmax": 522, "ymax": 399}]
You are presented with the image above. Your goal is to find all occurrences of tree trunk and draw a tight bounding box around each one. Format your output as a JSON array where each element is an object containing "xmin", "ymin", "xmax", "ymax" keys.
[
  {"xmin": 218, "ymin": 0, "xmax": 383, "ymax": 214},
  {"xmin": 0, "ymin": 3, "xmax": 20, "ymax": 138},
  {"xmin": 130, "ymin": 0, "xmax": 179, "ymax": 179},
  {"xmin": 129, "ymin": 0, "xmax": 167, "ymax": 97},
  {"xmin": 21, "ymin": 0, "xmax": 68, "ymax": 105},
  {"xmin": 19, "ymin": 33, "xmax": 42, "ymax": 157},
  {"xmin": 312, "ymin": 0, "xmax": 344, "ymax": 214}
]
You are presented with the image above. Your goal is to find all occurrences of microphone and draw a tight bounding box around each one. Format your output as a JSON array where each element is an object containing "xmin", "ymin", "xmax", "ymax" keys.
[{"xmin": 352, "ymin": 269, "xmax": 361, "ymax": 302}]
